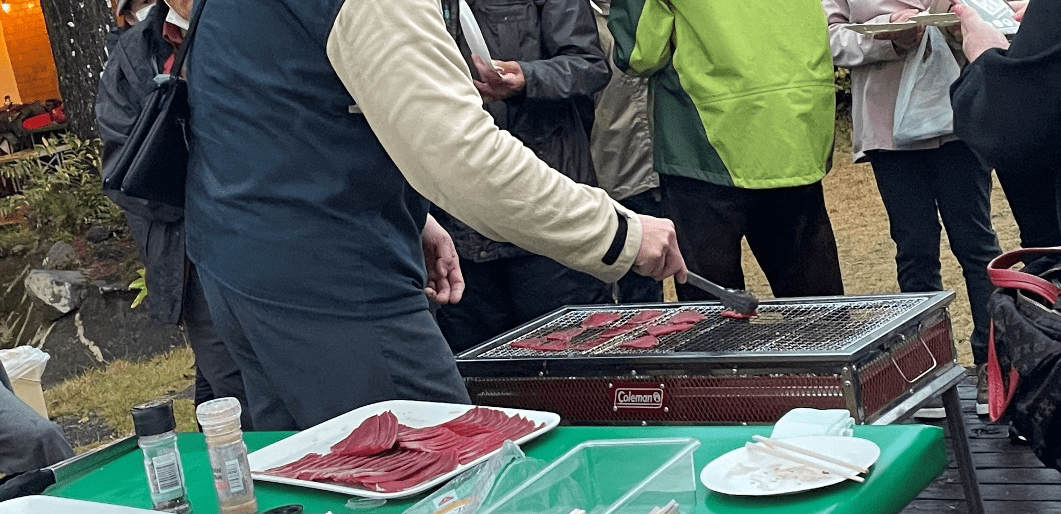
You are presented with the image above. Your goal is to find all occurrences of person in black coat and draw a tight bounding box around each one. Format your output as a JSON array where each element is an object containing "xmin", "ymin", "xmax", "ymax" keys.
[{"xmin": 950, "ymin": 0, "xmax": 1061, "ymax": 248}]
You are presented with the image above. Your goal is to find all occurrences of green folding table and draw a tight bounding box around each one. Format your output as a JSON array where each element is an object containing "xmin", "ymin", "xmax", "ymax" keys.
[{"xmin": 43, "ymin": 424, "xmax": 944, "ymax": 514}]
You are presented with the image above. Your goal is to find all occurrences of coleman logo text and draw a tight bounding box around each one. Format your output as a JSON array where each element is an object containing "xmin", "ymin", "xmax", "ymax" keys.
[{"xmin": 614, "ymin": 388, "xmax": 664, "ymax": 409}]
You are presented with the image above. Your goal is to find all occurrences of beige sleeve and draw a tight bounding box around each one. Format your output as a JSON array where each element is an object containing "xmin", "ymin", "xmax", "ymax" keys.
[{"xmin": 324, "ymin": 0, "xmax": 640, "ymax": 284}]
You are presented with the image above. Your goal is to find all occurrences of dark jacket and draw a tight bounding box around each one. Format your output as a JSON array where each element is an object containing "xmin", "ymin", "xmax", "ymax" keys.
[
  {"xmin": 96, "ymin": 4, "xmax": 185, "ymax": 325},
  {"xmin": 433, "ymin": 0, "xmax": 610, "ymax": 262},
  {"xmin": 951, "ymin": 0, "xmax": 1061, "ymax": 173}
]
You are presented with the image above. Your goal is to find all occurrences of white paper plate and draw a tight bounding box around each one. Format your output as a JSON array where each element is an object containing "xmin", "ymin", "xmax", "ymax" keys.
[
  {"xmin": 845, "ymin": 21, "xmax": 918, "ymax": 35},
  {"xmin": 700, "ymin": 436, "xmax": 880, "ymax": 496},
  {"xmin": 0, "ymin": 496, "xmax": 159, "ymax": 514},
  {"xmin": 248, "ymin": 400, "xmax": 560, "ymax": 499},
  {"xmin": 910, "ymin": 12, "xmax": 960, "ymax": 26}
]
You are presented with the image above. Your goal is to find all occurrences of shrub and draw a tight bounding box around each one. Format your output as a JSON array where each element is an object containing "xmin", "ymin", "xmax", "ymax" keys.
[{"xmin": 0, "ymin": 133, "xmax": 124, "ymax": 241}]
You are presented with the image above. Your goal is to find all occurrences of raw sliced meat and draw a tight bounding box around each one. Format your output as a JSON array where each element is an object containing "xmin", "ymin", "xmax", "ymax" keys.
[
  {"xmin": 572, "ymin": 336, "xmax": 610, "ymax": 351},
  {"xmin": 646, "ymin": 322, "xmax": 696, "ymax": 337},
  {"xmin": 599, "ymin": 324, "xmax": 639, "ymax": 338},
  {"xmin": 620, "ymin": 335, "xmax": 659, "ymax": 349},
  {"xmin": 369, "ymin": 451, "xmax": 459, "ymax": 493},
  {"xmin": 266, "ymin": 406, "xmax": 546, "ymax": 494},
  {"xmin": 628, "ymin": 310, "xmax": 664, "ymax": 324},
  {"xmin": 535, "ymin": 339, "xmax": 572, "ymax": 351},
  {"xmin": 545, "ymin": 327, "xmax": 586, "ymax": 342},
  {"xmin": 580, "ymin": 312, "xmax": 622, "ymax": 328},
  {"xmin": 669, "ymin": 310, "xmax": 707, "ymax": 325},
  {"xmin": 511, "ymin": 337, "xmax": 547, "ymax": 350},
  {"xmin": 331, "ymin": 411, "xmax": 398, "ymax": 456}
]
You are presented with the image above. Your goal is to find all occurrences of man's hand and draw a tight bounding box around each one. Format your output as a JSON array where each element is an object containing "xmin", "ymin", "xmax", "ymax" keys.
[
  {"xmin": 422, "ymin": 214, "xmax": 464, "ymax": 304},
  {"xmin": 632, "ymin": 215, "xmax": 688, "ymax": 283},
  {"xmin": 873, "ymin": 9, "xmax": 925, "ymax": 51},
  {"xmin": 1009, "ymin": 0, "xmax": 1029, "ymax": 21},
  {"xmin": 472, "ymin": 55, "xmax": 526, "ymax": 103},
  {"xmin": 952, "ymin": 1, "xmax": 1010, "ymax": 61}
]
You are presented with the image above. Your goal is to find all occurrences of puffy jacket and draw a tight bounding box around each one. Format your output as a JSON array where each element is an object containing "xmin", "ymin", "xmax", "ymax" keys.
[
  {"xmin": 610, "ymin": 0, "xmax": 835, "ymax": 189},
  {"xmin": 433, "ymin": 0, "xmax": 611, "ymax": 262}
]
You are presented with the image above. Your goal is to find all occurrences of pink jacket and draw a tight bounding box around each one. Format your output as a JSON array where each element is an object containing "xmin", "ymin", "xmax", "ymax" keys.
[{"xmin": 822, "ymin": 0, "xmax": 959, "ymax": 161}]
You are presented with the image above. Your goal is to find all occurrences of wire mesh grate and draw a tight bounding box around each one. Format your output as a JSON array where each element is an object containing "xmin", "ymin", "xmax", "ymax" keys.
[{"xmin": 475, "ymin": 297, "xmax": 928, "ymax": 359}]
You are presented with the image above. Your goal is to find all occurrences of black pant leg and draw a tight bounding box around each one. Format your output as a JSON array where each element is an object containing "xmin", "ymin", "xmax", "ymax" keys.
[
  {"xmin": 744, "ymin": 181, "xmax": 845, "ymax": 297},
  {"xmin": 659, "ymin": 174, "xmax": 749, "ymax": 299}
]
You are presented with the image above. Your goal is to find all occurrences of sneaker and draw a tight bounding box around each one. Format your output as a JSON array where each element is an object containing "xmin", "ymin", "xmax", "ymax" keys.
[
  {"xmin": 913, "ymin": 397, "xmax": 947, "ymax": 419},
  {"xmin": 976, "ymin": 364, "xmax": 989, "ymax": 416}
]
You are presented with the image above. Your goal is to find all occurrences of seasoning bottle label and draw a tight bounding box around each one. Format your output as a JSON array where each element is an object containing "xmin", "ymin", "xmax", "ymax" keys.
[
  {"xmin": 224, "ymin": 458, "xmax": 245, "ymax": 494},
  {"xmin": 151, "ymin": 453, "xmax": 184, "ymax": 495}
]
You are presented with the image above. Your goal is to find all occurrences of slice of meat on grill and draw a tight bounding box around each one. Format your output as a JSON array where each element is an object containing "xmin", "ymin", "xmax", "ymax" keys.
[
  {"xmin": 668, "ymin": 310, "xmax": 707, "ymax": 325},
  {"xmin": 599, "ymin": 324, "xmax": 639, "ymax": 338},
  {"xmin": 628, "ymin": 310, "xmax": 664, "ymax": 324},
  {"xmin": 580, "ymin": 312, "xmax": 622, "ymax": 328},
  {"xmin": 646, "ymin": 322, "xmax": 696, "ymax": 337},
  {"xmin": 620, "ymin": 335, "xmax": 660, "ymax": 349},
  {"xmin": 330, "ymin": 411, "xmax": 399, "ymax": 456},
  {"xmin": 572, "ymin": 336, "xmax": 610, "ymax": 351},
  {"xmin": 545, "ymin": 327, "xmax": 586, "ymax": 342}
]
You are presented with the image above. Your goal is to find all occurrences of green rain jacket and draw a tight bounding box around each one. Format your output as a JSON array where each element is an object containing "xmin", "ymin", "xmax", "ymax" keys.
[{"xmin": 609, "ymin": 0, "xmax": 835, "ymax": 189}]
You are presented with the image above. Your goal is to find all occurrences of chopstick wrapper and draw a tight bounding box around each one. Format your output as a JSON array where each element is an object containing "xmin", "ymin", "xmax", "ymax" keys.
[{"xmin": 770, "ymin": 408, "xmax": 855, "ymax": 439}]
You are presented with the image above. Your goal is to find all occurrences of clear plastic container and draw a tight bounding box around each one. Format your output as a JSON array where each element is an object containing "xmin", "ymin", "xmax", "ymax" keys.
[
  {"xmin": 196, "ymin": 397, "xmax": 257, "ymax": 514},
  {"xmin": 479, "ymin": 437, "xmax": 701, "ymax": 514}
]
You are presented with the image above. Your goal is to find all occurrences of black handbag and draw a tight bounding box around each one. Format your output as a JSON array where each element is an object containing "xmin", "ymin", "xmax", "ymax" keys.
[
  {"xmin": 101, "ymin": 0, "xmax": 206, "ymax": 209},
  {"xmin": 987, "ymin": 248, "xmax": 1061, "ymax": 472}
]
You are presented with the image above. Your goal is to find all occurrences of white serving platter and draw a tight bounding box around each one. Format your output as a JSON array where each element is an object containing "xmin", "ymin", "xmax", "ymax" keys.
[
  {"xmin": 700, "ymin": 436, "xmax": 881, "ymax": 496},
  {"xmin": 0, "ymin": 496, "xmax": 159, "ymax": 514},
  {"xmin": 248, "ymin": 400, "xmax": 560, "ymax": 499},
  {"xmin": 845, "ymin": 21, "xmax": 918, "ymax": 35}
]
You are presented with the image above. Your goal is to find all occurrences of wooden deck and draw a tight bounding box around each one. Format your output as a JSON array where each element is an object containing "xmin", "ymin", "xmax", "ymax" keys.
[{"xmin": 901, "ymin": 371, "xmax": 1061, "ymax": 513}]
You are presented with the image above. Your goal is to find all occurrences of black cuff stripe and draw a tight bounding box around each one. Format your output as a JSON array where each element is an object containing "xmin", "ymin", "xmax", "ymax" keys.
[{"xmin": 602, "ymin": 209, "xmax": 627, "ymax": 266}]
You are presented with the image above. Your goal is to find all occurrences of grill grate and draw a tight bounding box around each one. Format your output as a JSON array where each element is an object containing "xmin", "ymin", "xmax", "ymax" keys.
[{"xmin": 476, "ymin": 297, "xmax": 928, "ymax": 358}]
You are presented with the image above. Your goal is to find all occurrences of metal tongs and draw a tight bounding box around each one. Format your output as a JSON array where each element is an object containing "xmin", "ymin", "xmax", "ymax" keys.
[{"xmin": 684, "ymin": 272, "xmax": 760, "ymax": 318}]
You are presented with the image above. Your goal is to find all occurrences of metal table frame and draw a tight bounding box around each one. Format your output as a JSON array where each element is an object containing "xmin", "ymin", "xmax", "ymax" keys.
[{"xmin": 873, "ymin": 365, "xmax": 984, "ymax": 514}]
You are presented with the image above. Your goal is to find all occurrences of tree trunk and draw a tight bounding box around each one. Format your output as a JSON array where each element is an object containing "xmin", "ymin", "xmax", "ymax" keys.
[{"xmin": 40, "ymin": 0, "xmax": 113, "ymax": 140}]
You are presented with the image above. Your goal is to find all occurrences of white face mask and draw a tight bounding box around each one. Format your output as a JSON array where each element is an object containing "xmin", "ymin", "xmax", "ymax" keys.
[{"xmin": 134, "ymin": 4, "xmax": 153, "ymax": 22}]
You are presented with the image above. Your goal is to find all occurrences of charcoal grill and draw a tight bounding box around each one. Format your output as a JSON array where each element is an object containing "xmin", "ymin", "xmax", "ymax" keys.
[
  {"xmin": 456, "ymin": 291, "xmax": 985, "ymax": 513},
  {"xmin": 456, "ymin": 292, "xmax": 961, "ymax": 424}
]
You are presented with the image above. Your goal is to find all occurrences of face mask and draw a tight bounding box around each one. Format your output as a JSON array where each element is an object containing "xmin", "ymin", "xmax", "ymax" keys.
[
  {"xmin": 134, "ymin": 4, "xmax": 153, "ymax": 22},
  {"xmin": 163, "ymin": 1, "xmax": 190, "ymax": 29}
]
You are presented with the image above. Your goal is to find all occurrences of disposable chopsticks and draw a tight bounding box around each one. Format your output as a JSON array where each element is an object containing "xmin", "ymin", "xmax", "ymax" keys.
[
  {"xmin": 745, "ymin": 441, "xmax": 865, "ymax": 483},
  {"xmin": 752, "ymin": 435, "xmax": 869, "ymax": 474},
  {"xmin": 648, "ymin": 499, "xmax": 679, "ymax": 514}
]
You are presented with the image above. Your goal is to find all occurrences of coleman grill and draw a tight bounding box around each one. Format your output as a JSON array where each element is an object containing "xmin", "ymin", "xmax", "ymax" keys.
[{"xmin": 456, "ymin": 292, "xmax": 959, "ymax": 425}]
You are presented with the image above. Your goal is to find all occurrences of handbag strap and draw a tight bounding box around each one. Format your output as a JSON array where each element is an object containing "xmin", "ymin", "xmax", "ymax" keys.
[
  {"xmin": 988, "ymin": 248, "xmax": 1061, "ymax": 305},
  {"xmin": 169, "ymin": 0, "xmax": 208, "ymax": 79}
]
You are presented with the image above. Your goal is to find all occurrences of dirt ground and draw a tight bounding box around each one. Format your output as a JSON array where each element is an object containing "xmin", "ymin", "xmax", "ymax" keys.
[{"xmin": 734, "ymin": 132, "xmax": 1021, "ymax": 366}]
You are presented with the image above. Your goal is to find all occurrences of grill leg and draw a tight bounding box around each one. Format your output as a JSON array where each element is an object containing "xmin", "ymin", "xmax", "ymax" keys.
[{"xmin": 943, "ymin": 385, "xmax": 984, "ymax": 514}]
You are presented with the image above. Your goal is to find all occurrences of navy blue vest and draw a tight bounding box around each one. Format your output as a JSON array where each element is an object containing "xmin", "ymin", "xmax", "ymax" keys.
[{"xmin": 185, "ymin": 0, "xmax": 430, "ymax": 316}]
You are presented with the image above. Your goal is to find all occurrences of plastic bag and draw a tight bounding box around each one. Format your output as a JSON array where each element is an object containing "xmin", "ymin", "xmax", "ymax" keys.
[
  {"xmin": 892, "ymin": 26, "xmax": 961, "ymax": 146},
  {"xmin": 403, "ymin": 441, "xmax": 548, "ymax": 514},
  {"xmin": 0, "ymin": 345, "xmax": 50, "ymax": 381}
]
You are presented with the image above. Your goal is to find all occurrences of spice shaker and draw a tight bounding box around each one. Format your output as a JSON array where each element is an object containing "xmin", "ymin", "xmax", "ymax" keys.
[
  {"xmin": 132, "ymin": 399, "xmax": 192, "ymax": 514},
  {"xmin": 196, "ymin": 397, "xmax": 257, "ymax": 514}
]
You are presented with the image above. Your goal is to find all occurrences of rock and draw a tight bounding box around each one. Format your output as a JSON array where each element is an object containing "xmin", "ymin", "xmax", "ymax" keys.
[
  {"xmin": 84, "ymin": 225, "xmax": 112, "ymax": 244},
  {"xmin": 37, "ymin": 287, "xmax": 187, "ymax": 388},
  {"xmin": 24, "ymin": 269, "xmax": 88, "ymax": 320},
  {"xmin": 93, "ymin": 243, "xmax": 128, "ymax": 262},
  {"xmin": 42, "ymin": 242, "xmax": 77, "ymax": 269},
  {"xmin": 9, "ymin": 244, "xmax": 29, "ymax": 256}
]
